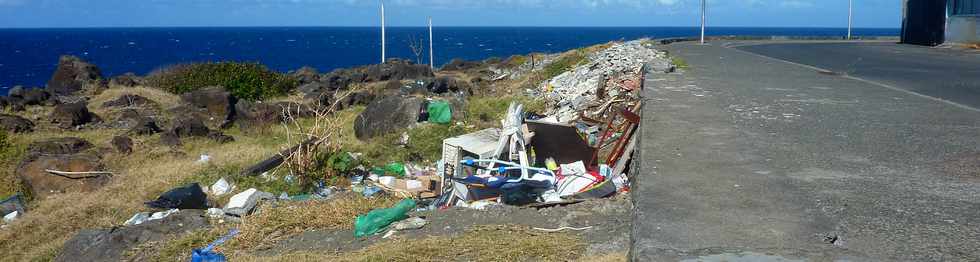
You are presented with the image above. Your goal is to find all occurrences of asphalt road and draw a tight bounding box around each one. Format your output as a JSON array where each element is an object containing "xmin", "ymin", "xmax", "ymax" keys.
[
  {"xmin": 735, "ymin": 42, "xmax": 980, "ymax": 110},
  {"xmin": 631, "ymin": 41, "xmax": 980, "ymax": 261}
]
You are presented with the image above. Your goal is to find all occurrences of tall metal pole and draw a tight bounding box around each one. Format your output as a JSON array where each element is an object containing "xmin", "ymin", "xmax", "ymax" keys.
[
  {"xmin": 428, "ymin": 17, "xmax": 434, "ymax": 69},
  {"xmin": 847, "ymin": 0, "xmax": 854, "ymax": 40},
  {"xmin": 381, "ymin": 1, "xmax": 386, "ymax": 64},
  {"xmin": 700, "ymin": 0, "xmax": 706, "ymax": 44}
]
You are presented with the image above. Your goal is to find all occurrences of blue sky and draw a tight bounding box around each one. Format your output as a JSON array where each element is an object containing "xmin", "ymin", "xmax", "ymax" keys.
[{"xmin": 0, "ymin": 0, "xmax": 901, "ymax": 28}]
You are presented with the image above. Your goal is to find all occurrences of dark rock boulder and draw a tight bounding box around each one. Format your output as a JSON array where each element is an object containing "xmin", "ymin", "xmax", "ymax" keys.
[
  {"xmin": 101, "ymin": 94, "xmax": 154, "ymax": 108},
  {"xmin": 363, "ymin": 59, "xmax": 435, "ymax": 82},
  {"xmin": 206, "ymin": 131, "xmax": 234, "ymax": 144},
  {"xmin": 128, "ymin": 117, "xmax": 162, "ymax": 136},
  {"xmin": 160, "ymin": 131, "xmax": 181, "ymax": 147},
  {"xmin": 26, "ymin": 137, "xmax": 94, "ymax": 158},
  {"xmin": 51, "ymin": 102, "xmax": 97, "ymax": 128},
  {"xmin": 7, "ymin": 86, "xmax": 25, "ymax": 98},
  {"xmin": 170, "ymin": 116, "xmax": 210, "ymax": 138},
  {"xmin": 0, "ymin": 114, "xmax": 34, "ymax": 133},
  {"xmin": 290, "ymin": 66, "xmax": 320, "ymax": 85},
  {"xmin": 2, "ymin": 97, "xmax": 26, "ymax": 112},
  {"xmin": 297, "ymin": 82, "xmax": 330, "ymax": 98},
  {"xmin": 17, "ymin": 154, "xmax": 107, "ymax": 198},
  {"xmin": 235, "ymin": 101, "xmax": 312, "ymax": 129},
  {"xmin": 109, "ymin": 73, "xmax": 142, "ymax": 87},
  {"xmin": 353, "ymin": 96, "xmax": 424, "ymax": 140},
  {"xmin": 427, "ymin": 76, "xmax": 472, "ymax": 94},
  {"xmin": 322, "ymin": 69, "xmax": 366, "ymax": 90},
  {"xmin": 322, "ymin": 89, "xmax": 377, "ymax": 111},
  {"xmin": 111, "ymin": 136, "xmax": 133, "ymax": 154},
  {"xmin": 22, "ymin": 88, "xmax": 52, "ymax": 106},
  {"xmin": 55, "ymin": 210, "xmax": 209, "ymax": 262},
  {"xmin": 179, "ymin": 86, "xmax": 236, "ymax": 128},
  {"xmin": 441, "ymin": 58, "xmax": 483, "ymax": 71},
  {"xmin": 46, "ymin": 55, "xmax": 106, "ymax": 95}
]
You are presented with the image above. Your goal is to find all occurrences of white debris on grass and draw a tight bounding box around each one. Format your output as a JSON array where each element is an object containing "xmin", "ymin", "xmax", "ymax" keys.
[{"xmin": 210, "ymin": 177, "xmax": 233, "ymax": 196}]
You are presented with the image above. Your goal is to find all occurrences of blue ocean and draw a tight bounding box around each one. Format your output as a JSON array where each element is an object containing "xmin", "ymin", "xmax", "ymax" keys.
[{"xmin": 0, "ymin": 27, "xmax": 899, "ymax": 94}]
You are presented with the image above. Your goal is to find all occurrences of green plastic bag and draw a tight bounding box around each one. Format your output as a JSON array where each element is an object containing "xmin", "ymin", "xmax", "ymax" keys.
[
  {"xmin": 427, "ymin": 100, "xmax": 452, "ymax": 124},
  {"xmin": 385, "ymin": 162, "xmax": 406, "ymax": 177},
  {"xmin": 354, "ymin": 199, "xmax": 417, "ymax": 237}
]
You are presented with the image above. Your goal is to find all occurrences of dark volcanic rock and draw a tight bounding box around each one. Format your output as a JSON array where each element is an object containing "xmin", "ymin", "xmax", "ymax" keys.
[
  {"xmin": 46, "ymin": 55, "xmax": 106, "ymax": 95},
  {"xmin": 353, "ymin": 96, "xmax": 423, "ymax": 140},
  {"xmin": 128, "ymin": 117, "xmax": 162, "ymax": 136},
  {"xmin": 55, "ymin": 210, "xmax": 209, "ymax": 262},
  {"xmin": 51, "ymin": 102, "xmax": 97, "ymax": 128},
  {"xmin": 22, "ymin": 88, "xmax": 52, "ymax": 105},
  {"xmin": 2, "ymin": 97, "xmax": 26, "ymax": 111},
  {"xmin": 18, "ymin": 154, "xmax": 107, "ymax": 198},
  {"xmin": 427, "ymin": 76, "xmax": 471, "ymax": 94},
  {"xmin": 235, "ymin": 101, "xmax": 312, "ymax": 129},
  {"xmin": 101, "ymin": 94, "xmax": 154, "ymax": 108},
  {"xmin": 441, "ymin": 58, "xmax": 484, "ymax": 71},
  {"xmin": 298, "ymin": 82, "xmax": 330, "ymax": 98},
  {"xmin": 179, "ymin": 86, "xmax": 236, "ymax": 128},
  {"xmin": 206, "ymin": 131, "xmax": 234, "ymax": 144},
  {"xmin": 364, "ymin": 58, "xmax": 435, "ymax": 82},
  {"xmin": 7, "ymin": 86, "xmax": 25, "ymax": 98},
  {"xmin": 323, "ymin": 89, "xmax": 377, "ymax": 111},
  {"xmin": 109, "ymin": 72, "xmax": 142, "ymax": 87},
  {"xmin": 0, "ymin": 114, "xmax": 34, "ymax": 133},
  {"xmin": 111, "ymin": 136, "xmax": 133, "ymax": 154},
  {"xmin": 160, "ymin": 131, "xmax": 181, "ymax": 147},
  {"xmin": 170, "ymin": 116, "xmax": 210, "ymax": 138},
  {"xmin": 26, "ymin": 137, "xmax": 94, "ymax": 159},
  {"xmin": 290, "ymin": 66, "xmax": 320, "ymax": 85}
]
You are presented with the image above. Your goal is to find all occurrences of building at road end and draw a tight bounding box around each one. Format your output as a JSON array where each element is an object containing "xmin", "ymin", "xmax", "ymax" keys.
[{"xmin": 902, "ymin": 0, "xmax": 979, "ymax": 46}]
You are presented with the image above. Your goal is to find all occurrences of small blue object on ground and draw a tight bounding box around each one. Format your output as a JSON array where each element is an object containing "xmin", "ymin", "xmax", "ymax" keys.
[{"xmin": 190, "ymin": 229, "xmax": 239, "ymax": 262}]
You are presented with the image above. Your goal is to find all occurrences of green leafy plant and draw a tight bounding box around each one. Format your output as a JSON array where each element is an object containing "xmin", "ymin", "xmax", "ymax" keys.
[{"xmin": 145, "ymin": 62, "xmax": 297, "ymax": 100}]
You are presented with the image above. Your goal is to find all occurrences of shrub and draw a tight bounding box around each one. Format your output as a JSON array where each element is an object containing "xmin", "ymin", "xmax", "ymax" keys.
[
  {"xmin": 540, "ymin": 50, "xmax": 586, "ymax": 81},
  {"xmin": 0, "ymin": 131, "xmax": 26, "ymax": 199},
  {"xmin": 145, "ymin": 62, "xmax": 297, "ymax": 100}
]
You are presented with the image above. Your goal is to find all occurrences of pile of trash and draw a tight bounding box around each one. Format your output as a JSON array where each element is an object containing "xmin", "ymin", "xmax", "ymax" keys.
[{"xmin": 540, "ymin": 40, "xmax": 670, "ymax": 123}]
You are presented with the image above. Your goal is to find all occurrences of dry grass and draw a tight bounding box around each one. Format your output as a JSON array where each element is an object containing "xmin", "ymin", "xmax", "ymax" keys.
[
  {"xmin": 576, "ymin": 252, "xmax": 628, "ymax": 262},
  {"xmin": 230, "ymin": 194, "xmax": 399, "ymax": 250},
  {"xmin": 234, "ymin": 225, "xmax": 585, "ymax": 262}
]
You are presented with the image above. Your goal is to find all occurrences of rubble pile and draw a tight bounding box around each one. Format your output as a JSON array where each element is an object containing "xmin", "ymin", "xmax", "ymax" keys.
[{"xmin": 542, "ymin": 40, "xmax": 671, "ymax": 123}]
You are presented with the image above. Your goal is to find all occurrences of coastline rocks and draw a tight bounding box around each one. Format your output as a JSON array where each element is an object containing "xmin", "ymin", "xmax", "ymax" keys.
[
  {"xmin": 128, "ymin": 117, "xmax": 162, "ymax": 135},
  {"xmin": 22, "ymin": 88, "xmax": 53, "ymax": 106},
  {"xmin": 0, "ymin": 114, "xmax": 34, "ymax": 133},
  {"xmin": 17, "ymin": 154, "xmax": 107, "ymax": 198},
  {"xmin": 46, "ymin": 55, "xmax": 106, "ymax": 95},
  {"xmin": 170, "ymin": 116, "xmax": 210, "ymax": 138},
  {"xmin": 109, "ymin": 73, "xmax": 142, "ymax": 87},
  {"xmin": 290, "ymin": 66, "xmax": 320, "ymax": 85},
  {"xmin": 179, "ymin": 86, "xmax": 236, "ymax": 129},
  {"xmin": 55, "ymin": 210, "xmax": 209, "ymax": 262},
  {"xmin": 364, "ymin": 58, "xmax": 435, "ymax": 82},
  {"xmin": 50, "ymin": 102, "xmax": 98, "ymax": 129},
  {"xmin": 101, "ymin": 94, "xmax": 154, "ymax": 108},
  {"xmin": 353, "ymin": 96, "xmax": 423, "ymax": 140},
  {"xmin": 427, "ymin": 76, "xmax": 471, "ymax": 94},
  {"xmin": 325, "ymin": 89, "xmax": 377, "ymax": 111},
  {"xmin": 297, "ymin": 82, "xmax": 330, "ymax": 98},
  {"xmin": 7, "ymin": 86, "xmax": 25, "ymax": 98},
  {"xmin": 441, "ymin": 58, "xmax": 483, "ymax": 71},
  {"xmin": 235, "ymin": 101, "xmax": 312, "ymax": 129}
]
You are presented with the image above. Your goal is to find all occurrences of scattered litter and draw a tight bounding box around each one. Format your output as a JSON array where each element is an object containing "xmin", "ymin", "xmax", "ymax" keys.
[
  {"xmin": 197, "ymin": 154, "xmax": 211, "ymax": 164},
  {"xmin": 392, "ymin": 217, "xmax": 427, "ymax": 230},
  {"xmin": 354, "ymin": 199, "xmax": 416, "ymax": 237},
  {"xmin": 0, "ymin": 194, "xmax": 26, "ymax": 217},
  {"xmin": 223, "ymin": 188, "xmax": 275, "ymax": 217},
  {"xmin": 150, "ymin": 209, "xmax": 179, "ymax": 220},
  {"xmin": 3, "ymin": 211, "xmax": 20, "ymax": 223},
  {"xmin": 210, "ymin": 178, "xmax": 232, "ymax": 196},
  {"xmin": 123, "ymin": 212, "xmax": 151, "ymax": 226},
  {"xmin": 191, "ymin": 228, "xmax": 238, "ymax": 262},
  {"xmin": 145, "ymin": 183, "xmax": 209, "ymax": 210},
  {"xmin": 206, "ymin": 208, "xmax": 225, "ymax": 219},
  {"xmin": 427, "ymin": 100, "xmax": 453, "ymax": 124},
  {"xmin": 532, "ymin": 226, "xmax": 593, "ymax": 232},
  {"xmin": 362, "ymin": 186, "xmax": 382, "ymax": 197}
]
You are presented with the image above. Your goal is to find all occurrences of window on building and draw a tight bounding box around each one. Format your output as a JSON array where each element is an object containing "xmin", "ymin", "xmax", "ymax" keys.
[{"xmin": 951, "ymin": 0, "xmax": 980, "ymax": 15}]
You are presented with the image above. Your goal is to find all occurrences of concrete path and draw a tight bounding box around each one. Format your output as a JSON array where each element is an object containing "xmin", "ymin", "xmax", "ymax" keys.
[
  {"xmin": 734, "ymin": 41, "xmax": 980, "ymax": 110},
  {"xmin": 631, "ymin": 41, "xmax": 980, "ymax": 261}
]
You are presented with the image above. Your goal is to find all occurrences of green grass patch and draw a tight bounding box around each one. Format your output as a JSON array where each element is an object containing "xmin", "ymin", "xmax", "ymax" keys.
[
  {"xmin": 145, "ymin": 62, "xmax": 297, "ymax": 100},
  {"xmin": 540, "ymin": 50, "xmax": 587, "ymax": 81},
  {"xmin": 0, "ymin": 131, "xmax": 27, "ymax": 199},
  {"xmin": 671, "ymin": 57, "xmax": 689, "ymax": 69}
]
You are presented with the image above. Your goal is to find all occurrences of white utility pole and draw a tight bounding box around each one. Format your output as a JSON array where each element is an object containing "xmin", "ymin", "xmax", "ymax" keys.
[
  {"xmin": 847, "ymin": 0, "xmax": 853, "ymax": 40},
  {"xmin": 380, "ymin": 1, "xmax": 386, "ymax": 64},
  {"xmin": 428, "ymin": 17, "xmax": 434, "ymax": 69},
  {"xmin": 700, "ymin": 0, "xmax": 706, "ymax": 44}
]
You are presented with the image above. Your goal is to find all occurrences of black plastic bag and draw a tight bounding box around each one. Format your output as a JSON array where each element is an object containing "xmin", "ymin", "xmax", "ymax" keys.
[
  {"xmin": 1, "ymin": 193, "xmax": 26, "ymax": 215},
  {"xmin": 145, "ymin": 183, "xmax": 209, "ymax": 209}
]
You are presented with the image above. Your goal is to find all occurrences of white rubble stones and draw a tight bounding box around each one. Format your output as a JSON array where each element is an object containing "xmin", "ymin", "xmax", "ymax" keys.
[
  {"xmin": 223, "ymin": 188, "xmax": 275, "ymax": 217},
  {"xmin": 123, "ymin": 209, "xmax": 179, "ymax": 226},
  {"xmin": 3, "ymin": 211, "xmax": 20, "ymax": 224},
  {"xmin": 541, "ymin": 40, "xmax": 672, "ymax": 123},
  {"xmin": 392, "ymin": 217, "xmax": 427, "ymax": 231}
]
